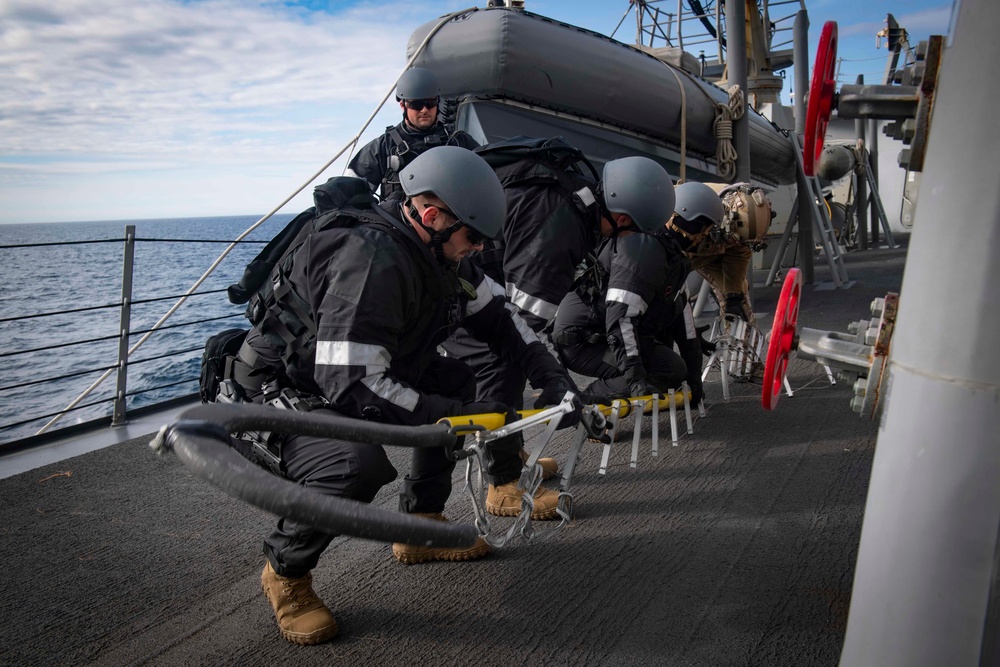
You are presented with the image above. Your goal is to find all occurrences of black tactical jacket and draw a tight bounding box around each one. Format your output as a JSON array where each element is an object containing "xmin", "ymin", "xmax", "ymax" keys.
[
  {"xmin": 245, "ymin": 202, "xmax": 566, "ymax": 426},
  {"xmin": 474, "ymin": 172, "xmax": 599, "ymax": 334},
  {"xmin": 554, "ymin": 232, "xmax": 699, "ymax": 384}
]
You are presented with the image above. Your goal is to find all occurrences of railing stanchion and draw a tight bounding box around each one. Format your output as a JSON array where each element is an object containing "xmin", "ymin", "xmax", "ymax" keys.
[{"xmin": 113, "ymin": 226, "xmax": 136, "ymax": 425}]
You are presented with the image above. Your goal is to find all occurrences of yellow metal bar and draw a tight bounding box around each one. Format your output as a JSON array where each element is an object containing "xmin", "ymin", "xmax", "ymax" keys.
[
  {"xmin": 594, "ymin": 392, "xmax": 691, "ymax": 417},
  {"xmin": 437, "ymin": 392, "xmax": 690, "ymax": 432},
  {"xmin": 437, "ymin": 408, "xmax": 546, "ymax": 432},
  {"xmin": 437, "ymin": 413, "xmax": 507, "ymax": 431}
]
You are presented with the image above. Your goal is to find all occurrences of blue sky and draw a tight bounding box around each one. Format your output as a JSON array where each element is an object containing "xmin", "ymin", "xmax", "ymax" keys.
[{"xmin": 0, "ymin": 0, "xmax": 953, "ymax": 224}]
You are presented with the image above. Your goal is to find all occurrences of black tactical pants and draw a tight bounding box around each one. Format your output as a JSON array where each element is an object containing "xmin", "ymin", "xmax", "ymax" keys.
[
  {"xmin": 439, "ymin": 326, "xmax": 528, "ymax": 487},
  {"xmin": 397, "ymin": 355, "xmax": 477, "ymax": 514},
  {"xmin": 264, "ymin": 355, "xmax": 475, "ymax": 578},
  {"xmin": 264, "ymin": 423, "xmax": 398, "ymax": 578},
  {"xmin": 556, "ymin": 340, "xmax": 687, "ymax": 400}
]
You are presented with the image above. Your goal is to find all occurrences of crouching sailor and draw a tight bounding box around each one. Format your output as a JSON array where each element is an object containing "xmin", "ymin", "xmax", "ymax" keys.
[
  {"xmin": 553, "ymin": 182, "xmax": 725, "ymax": 409},
  {"xmin": 229, "ymin": 146, "xmax": 581, "ymax": 645}
]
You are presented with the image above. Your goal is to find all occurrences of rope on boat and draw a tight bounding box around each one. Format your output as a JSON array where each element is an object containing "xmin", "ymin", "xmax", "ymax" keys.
[
  {"xmin": 647, "ymin": 55, "xmax": 738, "ymax": 185},
  {"xmin": 715, "ymin": 84, "xmax": 745, "ymax": 181},
  {"xmin": 35, "ymin": 7, "xmax": 479, "ymax": 436},
  {"xmin": 662, "ymin": 64, "xmax": 689, "ymax": 183}
]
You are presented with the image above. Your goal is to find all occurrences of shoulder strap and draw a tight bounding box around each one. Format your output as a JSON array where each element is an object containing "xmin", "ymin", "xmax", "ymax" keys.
[{"xmin": 387, "ymin": 127, "xmax": 409, "ymax": 155}]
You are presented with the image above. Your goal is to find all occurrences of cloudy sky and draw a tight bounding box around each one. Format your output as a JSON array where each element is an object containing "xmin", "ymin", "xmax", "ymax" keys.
[{"xmin": 0, "ymin": 0, "xmax": 952, "ymax": 224}]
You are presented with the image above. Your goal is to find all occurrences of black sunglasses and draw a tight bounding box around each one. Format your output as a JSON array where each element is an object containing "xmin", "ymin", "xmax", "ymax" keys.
[
  {"xmin": 403, "ymin": 98, "xmax": 439, "ymax": 111},
  {"xmin": 438, "ymin": 207, "xmax": 487, "ymax": 245},
  {"xmin": 464, "ymin": 225, "xmax": 487, "ymax": 246}
]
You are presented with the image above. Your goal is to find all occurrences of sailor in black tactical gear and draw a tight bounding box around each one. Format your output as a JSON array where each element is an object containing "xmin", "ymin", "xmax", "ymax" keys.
[
  {"xmin": 346, "ymin": 67, "xmax": 479, "ymax": 201},
  {"xmin": 235, "ymin": 146, "xmax": 580, "ymax": 646},
  {"xmin": 441, "ymin": 152, "xmax": 677, "ymax": 504},
  {"xmin": 553, "ymin": 181, "xmax": 726, "ymax": 409}
]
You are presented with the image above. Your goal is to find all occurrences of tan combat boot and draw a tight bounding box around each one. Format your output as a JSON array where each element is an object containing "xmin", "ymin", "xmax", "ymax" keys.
[
  {"xmin": 486, "ymin": 481, "xmax": 560, "ymax": 520},
  {"xmin": 261, "ymin": 561, "xmax": 338, "ymax": 645},
  {"xmin": 519, "ymin": 447, "xmax": 559, "ymax": 480},
  {"xmin": 391, "ymin": 513, "xmax": 492, "ymax": 565}
]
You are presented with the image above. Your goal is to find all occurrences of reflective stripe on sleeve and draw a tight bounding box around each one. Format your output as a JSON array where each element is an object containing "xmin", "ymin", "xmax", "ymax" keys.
[
  {"xmin": 606, "ymin": 288, "xmax": 648, "ymax": 317},
  {"xmin": 506, "ymin": 282, "xmax": 559, "ymax": 323},
  {"xmin": 316, "ymin": 340, "xmax": 419, "ymax": 412},
  {"xmin": 619, "ymin": 319, "xmax": 640, "ymax": 358},
  {"xmin": 504, "ymin": 302, "xmax": 541, "ymax": 345},
  {"xmin": 466, "ymin": 275, "xmax": 497, "ymax": 317},
  {"xmin": 361, "ymin": 374, "xmax": 420, "ymax": 411},
  {"xmin": 315, "ymin": 340, "xmax": 390, "ymax": 367},
  {"xmin": 682, "ymin": 300, "xmax": 697, "ymax": 340}
]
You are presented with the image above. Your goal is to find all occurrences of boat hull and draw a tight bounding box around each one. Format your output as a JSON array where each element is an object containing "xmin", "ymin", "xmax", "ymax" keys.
[{"xmin": 407, "ymin": 8, "xmax": 797, "ymax": 185}]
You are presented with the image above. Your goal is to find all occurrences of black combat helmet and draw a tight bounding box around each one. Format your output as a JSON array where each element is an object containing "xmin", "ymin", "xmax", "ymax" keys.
[
  {"xmin": 395, "ymin": 67, "xmax": 441, "ymax": 101},
  {"xmin": 601, "ymin": 157, "xmax": 675, "ymax": 232},
  {"xmin": 400, "ymin": 146, "xmax": 506, "ymax": 241}
]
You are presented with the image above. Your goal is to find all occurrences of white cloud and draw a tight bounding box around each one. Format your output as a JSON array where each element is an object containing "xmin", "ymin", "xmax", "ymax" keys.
[
  {"xmin": 0, "ymin": 0, "xmax": 424, "ymax": 153},
  {"xmin": 0, "ymin": 0, "xmax": 955, "ymax": 223},
  {"xmin": 0, "ymin": 0, "xmax": 470, "ymax": 222}
]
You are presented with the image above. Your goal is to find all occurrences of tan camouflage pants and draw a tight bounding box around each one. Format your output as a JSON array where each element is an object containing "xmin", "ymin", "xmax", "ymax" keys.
[{"xmin": 690, "ymin": 242, "xmax": 754, "ymax": 325}]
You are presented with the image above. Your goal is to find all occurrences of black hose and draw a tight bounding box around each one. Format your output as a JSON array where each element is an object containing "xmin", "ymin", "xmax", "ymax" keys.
[
  {"xmin": 160, "ymin": 404, "xmax": 476, "ymax": 548},
  {"xmin": 177, "ymin": 402, "xmax": 458, "ymax": 450}
]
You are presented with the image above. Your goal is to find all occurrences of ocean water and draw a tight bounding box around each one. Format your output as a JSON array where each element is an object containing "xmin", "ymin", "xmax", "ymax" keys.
[{"xmin": 0, "ymin": 214, "xmax": 295, "ymax": 445}]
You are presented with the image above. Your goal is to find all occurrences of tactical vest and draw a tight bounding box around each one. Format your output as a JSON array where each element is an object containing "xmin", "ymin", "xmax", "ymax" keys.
[{"xmin": 381, "ymin": 123, "xmax": 465, "ymax": 200}]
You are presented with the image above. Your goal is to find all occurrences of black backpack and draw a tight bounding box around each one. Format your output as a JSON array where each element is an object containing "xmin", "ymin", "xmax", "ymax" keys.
[
  {"xmin": 201, "ymin": 176, "xmax": 381, "ymax": 394},
  {"xmin": 473, "ymin": 136, "xmax": 602, "ymax": 281},
  {"xmin": 226, "ymin": 176, "xmax": 379, "ymax": 325},
  {"xmin": 474, "ymin": 135, "xmax": 600, "ymax": 201},
  {"xmin": 198, "ymin": 327, "xmax": 249, "ymax": 403}
]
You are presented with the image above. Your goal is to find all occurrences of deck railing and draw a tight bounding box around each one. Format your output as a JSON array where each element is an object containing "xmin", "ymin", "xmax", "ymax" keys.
[{"xmin": 0, "ymin": 226, "xmax": 264, "ymax": 452}]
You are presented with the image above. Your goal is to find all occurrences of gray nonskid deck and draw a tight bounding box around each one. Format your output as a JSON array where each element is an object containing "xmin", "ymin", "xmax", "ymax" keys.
[{"xmin": 0, "ymin": 242, "xmax": 905, "ymax": 666}]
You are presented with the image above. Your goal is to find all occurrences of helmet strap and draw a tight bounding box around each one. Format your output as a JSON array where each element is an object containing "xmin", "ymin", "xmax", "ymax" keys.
[
  {"xmin": 597, "ymin": 187, "xmax": 641, "ymax": 240},
  {"xmin": 405, "ymin": 201, "xmax": 457, "ymax": 264},
  {"xmin": 608, "ymin": 211, "xmax": 641, "ymax": 239}
]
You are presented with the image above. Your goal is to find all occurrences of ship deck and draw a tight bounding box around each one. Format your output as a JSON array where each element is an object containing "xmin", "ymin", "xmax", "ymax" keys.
[{"xmin": 0, "ymin": 239, "xmax": 908, "ymax": 667}]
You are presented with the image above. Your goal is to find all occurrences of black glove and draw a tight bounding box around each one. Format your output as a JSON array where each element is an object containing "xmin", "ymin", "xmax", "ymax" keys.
[
  {"xmin": 579, "ymin": 390, "xmax": 615, "ymax": 406},
  {"xmin": 535, "ymin": 378, "xmax": 572, "ymax": 408},
  {"xmin": 624, "ymin": 367, "xmax": 657, "ymax": 399},
  {"xmin": 629, "ymin": 381, "xmax": 658, "ymax": 399},
  {"xmin": 724, "ymin": 293, "xmax": 748, "ymax": 322},
  {"xmin": 534, "ymin": 379, "xmax": 582, "ymax": 430},
  {"xmin": 696, "ymin": 324, "xmax": 716, "ymax": 357}
]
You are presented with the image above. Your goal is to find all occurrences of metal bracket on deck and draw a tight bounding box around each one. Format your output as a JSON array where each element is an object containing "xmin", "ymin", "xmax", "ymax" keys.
[
  {"xmin": 455, "ymin": 393, "xmax": 611, "ymax": 547},
  {"xmin": 597, "ymin": 387, "xmax": 695, "ymax": 476}
]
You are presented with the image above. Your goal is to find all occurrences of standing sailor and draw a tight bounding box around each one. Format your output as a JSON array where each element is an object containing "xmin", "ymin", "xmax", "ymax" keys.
[{"xmin": 346, "ymin": 67, "xmax": 479, "ymax": 200}]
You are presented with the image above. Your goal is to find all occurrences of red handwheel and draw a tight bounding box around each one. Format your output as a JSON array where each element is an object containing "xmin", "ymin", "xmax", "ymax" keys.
[
  {"xmin": 762, "ymin": 268, "xmax": 802, "ymax": 410},
  {"xmin": 802, "ymin": 21, "xmax": 838, "ymax": 176}
]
